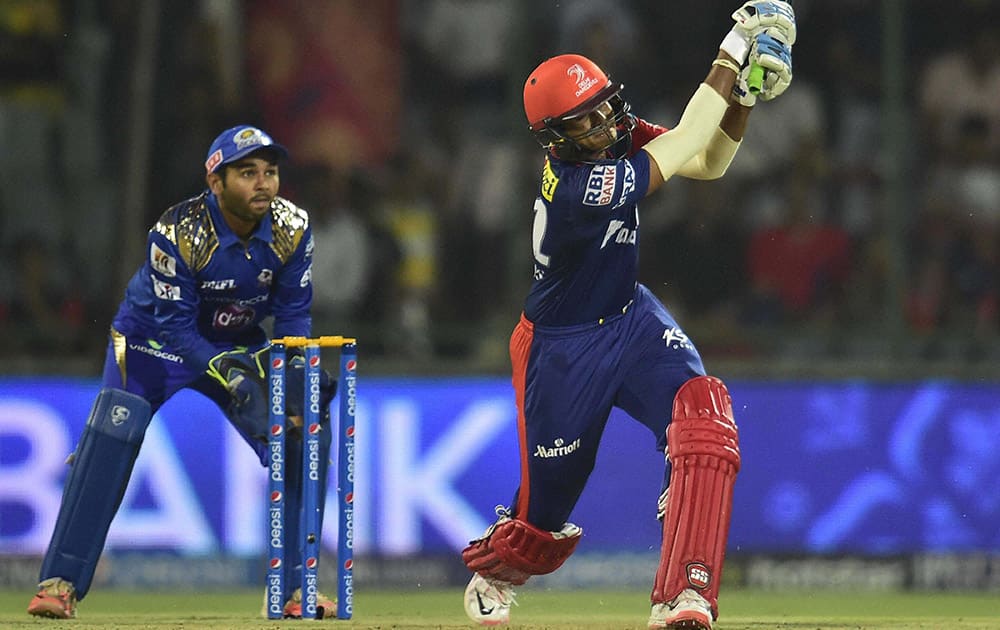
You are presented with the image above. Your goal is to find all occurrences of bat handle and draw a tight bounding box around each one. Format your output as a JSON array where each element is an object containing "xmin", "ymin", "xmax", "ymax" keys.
[{"xmin": 747, "ymin": 62, "xmax": 765, "ymax": 94}]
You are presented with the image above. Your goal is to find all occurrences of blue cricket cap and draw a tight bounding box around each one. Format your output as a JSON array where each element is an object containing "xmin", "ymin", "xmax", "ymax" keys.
[{"xmin": 204, "ymin": 125, "xmax": 288, "ymax": 174}]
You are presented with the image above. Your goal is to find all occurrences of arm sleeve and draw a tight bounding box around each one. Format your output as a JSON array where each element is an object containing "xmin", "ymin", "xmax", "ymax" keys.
[
  {"xmin": 271, "ymin": 228, "xmax": 313, "ymax": 338},
  {"xmin": 675, "ymin": 127, "xmax": 741, "ymax": 180},
  {"xmin": 641, "ymin": 83, "xmax": 729, "ymax": 183}
]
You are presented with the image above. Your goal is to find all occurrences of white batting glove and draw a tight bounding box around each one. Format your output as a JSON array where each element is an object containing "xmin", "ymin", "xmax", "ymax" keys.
[
  {"xmin": 732, "ymin": 1, "xmax": 796, "ymax": 45},
  {"xmin": 750, "ymin": 27, "xmax": 793, "ymax": 100},
  {"xmin": 720, "ymin": 0, "xmax": 795, "ymax": 66},
  {"xmin": 733, "ymin": 65, "xmax": 757, "ymax": 107}
]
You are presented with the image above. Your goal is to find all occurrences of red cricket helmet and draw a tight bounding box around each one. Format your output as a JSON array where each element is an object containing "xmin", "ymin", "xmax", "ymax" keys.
[{"xmin": 523, "ymin": 54, "xmax": 634, "ymax": 160}]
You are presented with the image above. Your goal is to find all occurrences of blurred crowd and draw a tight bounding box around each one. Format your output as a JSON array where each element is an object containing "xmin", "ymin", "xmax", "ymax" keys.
[{"xmin": 1, "ymin": 0, "xmax": 999, "ymax": 372}]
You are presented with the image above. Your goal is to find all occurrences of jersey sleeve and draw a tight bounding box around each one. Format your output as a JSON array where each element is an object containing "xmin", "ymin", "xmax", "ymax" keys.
[
  {"xmin": 146, "ymin": 230, "xmax": 218, "ymax": 369},
  {"xmin": 270, "ymin": 226, "xmax": 313, "ymax": 339},
  {"xmin": 628, "ymin": 116, "xmax": 669, "ymax": 156}
]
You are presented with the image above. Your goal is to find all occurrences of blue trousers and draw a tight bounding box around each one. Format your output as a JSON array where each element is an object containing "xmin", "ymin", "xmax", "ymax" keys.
[{"xmin": 510, "ymin": 284, "xmax": 705, "ymax": 531}]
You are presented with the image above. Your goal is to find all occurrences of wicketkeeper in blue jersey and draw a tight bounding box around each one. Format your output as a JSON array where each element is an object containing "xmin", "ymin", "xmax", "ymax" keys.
[
  {"xmin": 461, "ymin": 3, "xmax": 795, "ymax": 629},
  {"xmin": 27, "ymin": 126, "xmax": 338, "ymax": 620}
]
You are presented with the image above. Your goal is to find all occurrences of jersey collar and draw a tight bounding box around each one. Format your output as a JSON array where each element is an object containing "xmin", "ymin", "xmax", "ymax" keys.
[{"xmin": 205, "ymin": 190, "xmax": 275, "ymax": 247}]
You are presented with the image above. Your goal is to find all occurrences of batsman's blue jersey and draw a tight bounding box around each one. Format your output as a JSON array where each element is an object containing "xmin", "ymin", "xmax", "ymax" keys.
[
  {"xmin": 112, "ymin": 191, "xmax": 313, "ymax": 372},
  {"xmin": 512, "ymin": 149, "xmax": 706, "ymax": 531},
  {"xmin": 525, "ymin": 152, "xmax": 651, "ymax": 325}
]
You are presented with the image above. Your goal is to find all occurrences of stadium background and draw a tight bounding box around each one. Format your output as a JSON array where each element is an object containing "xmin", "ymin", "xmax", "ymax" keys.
[{"xmin": 1, "ymin": 0, "xmax": 998, "ymax": 595}]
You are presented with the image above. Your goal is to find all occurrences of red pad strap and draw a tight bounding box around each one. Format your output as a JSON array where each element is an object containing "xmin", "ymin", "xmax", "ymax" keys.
[
  {"xmin": 652, "ymin": 376, "xmax": 740, "ymax": 616},
  {"xmin": 462, "ymin": 518, "xmax": 582, "ymax": 585}
]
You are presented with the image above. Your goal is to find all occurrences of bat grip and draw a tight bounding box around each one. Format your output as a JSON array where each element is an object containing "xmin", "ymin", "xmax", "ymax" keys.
[{"xmin": 747, "ymin": 63, "xmax": 765, "ymax": 94}]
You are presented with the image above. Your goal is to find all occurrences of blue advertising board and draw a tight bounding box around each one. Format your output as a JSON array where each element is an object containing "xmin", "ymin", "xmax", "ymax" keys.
[{"xmin": 1, "ymin": 377, "xmax": 997, "ymax": 557}]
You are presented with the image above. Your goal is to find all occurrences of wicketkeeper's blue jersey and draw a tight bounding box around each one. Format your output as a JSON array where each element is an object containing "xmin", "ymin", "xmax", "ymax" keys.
[{"xmin": 111, "ymin": 191, "xmax": 313, "ymax": 370}]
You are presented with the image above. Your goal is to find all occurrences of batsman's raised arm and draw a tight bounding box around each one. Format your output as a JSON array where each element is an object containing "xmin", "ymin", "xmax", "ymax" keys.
[{"xmin": 644, "ymin": 0, "xmax": 796, "ymax": 192}]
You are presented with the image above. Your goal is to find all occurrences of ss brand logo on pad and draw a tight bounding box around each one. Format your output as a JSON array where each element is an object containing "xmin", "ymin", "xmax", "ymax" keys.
[{"xmin": 686, "ymin": 562, "xmax": 711, "ymax": 589}]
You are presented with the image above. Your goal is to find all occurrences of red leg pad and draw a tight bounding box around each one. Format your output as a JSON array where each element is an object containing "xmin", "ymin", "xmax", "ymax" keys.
[
  {"xmin": 462, "ymin": 518, "xmax": 582, "ymax": 585},
  {"xmin": 652, "ymin": 376, "xmax": 740, "ymax": 617}
]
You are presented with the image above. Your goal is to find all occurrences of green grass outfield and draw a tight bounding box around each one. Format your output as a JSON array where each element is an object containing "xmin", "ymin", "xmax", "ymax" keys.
[{"xmin": 1, "ymin": 588, "xmax": 997, "ymax": 629}]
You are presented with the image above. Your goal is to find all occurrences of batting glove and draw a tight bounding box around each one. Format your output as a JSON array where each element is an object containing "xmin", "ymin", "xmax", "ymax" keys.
[
  {"xmin": 732, "ymin": 1, "xmax": 796, "ymax": 44},
  {"xmin": 733, "ymin": 65, "xmax": 757, "ymax": 107},
  {"xmin": 750, "ymin": 28, "xmax": 793, "ymax": 101}
]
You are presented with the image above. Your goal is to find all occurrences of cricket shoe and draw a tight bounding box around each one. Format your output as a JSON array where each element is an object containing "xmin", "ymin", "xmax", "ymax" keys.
[
  {"xmin": 464, "ymin": 573, "xmax": 517, "ymax": 626},
  {"xmin": 27, "ymin": 577, "xmax": 77, "ymax": 619},
  {"xmin": 648, "ymin": 588, "xmax": 713, "ymax": 629},
  {"xmin": 261, "ymin": 587, "xmax": 337, "ymax": 619}
]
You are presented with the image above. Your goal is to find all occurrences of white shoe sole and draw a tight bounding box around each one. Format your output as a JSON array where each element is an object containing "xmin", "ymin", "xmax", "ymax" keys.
[{"xmin": 464, "ymin": 576, "xmax": 510, "ymax": 626}]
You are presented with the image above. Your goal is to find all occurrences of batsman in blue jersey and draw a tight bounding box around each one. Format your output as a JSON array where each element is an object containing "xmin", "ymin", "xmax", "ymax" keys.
[
  {"xmin": 462, "ymin": 3, "xmax": 795, "ymax": 629},
  {"xmin": 28, "ymin": 126, "xmax": 337, "ymax": 620}
]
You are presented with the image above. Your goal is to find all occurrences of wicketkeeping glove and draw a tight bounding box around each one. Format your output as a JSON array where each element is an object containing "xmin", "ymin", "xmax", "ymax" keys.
[
  {"xmin": 750, "ymin": 28, "xmax": 793, "ymax": 101},
  {"xmin": 207, "ymin": 345, "xmax": 268, "ymax": 406}
]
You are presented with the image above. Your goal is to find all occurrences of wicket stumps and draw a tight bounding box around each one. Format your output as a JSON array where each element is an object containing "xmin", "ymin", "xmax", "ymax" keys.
[{"xmin": 267, "ymin": 335, "xmax": 356, "ymax": 620}]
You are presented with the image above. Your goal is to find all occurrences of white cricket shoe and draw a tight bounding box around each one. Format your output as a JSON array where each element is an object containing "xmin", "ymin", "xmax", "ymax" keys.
[
  {"xmin": 464, "ymin": 573, "xmax": 516, "ymax": 626},
  {"xmin": 648, "ymin": 588, "xmax": 713, "ymax": 629}
]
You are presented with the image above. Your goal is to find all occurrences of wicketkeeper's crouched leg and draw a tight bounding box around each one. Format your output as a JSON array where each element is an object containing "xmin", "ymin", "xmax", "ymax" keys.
[{"xmin": 38, "ymin": 388, "xmax": 153, "ymax": 601}]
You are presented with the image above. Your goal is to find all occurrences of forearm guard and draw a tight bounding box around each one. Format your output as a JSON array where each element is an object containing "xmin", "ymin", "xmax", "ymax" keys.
[{"xmin": 642, "ymin": 83, "xmax": 729, "ymax": 182}]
